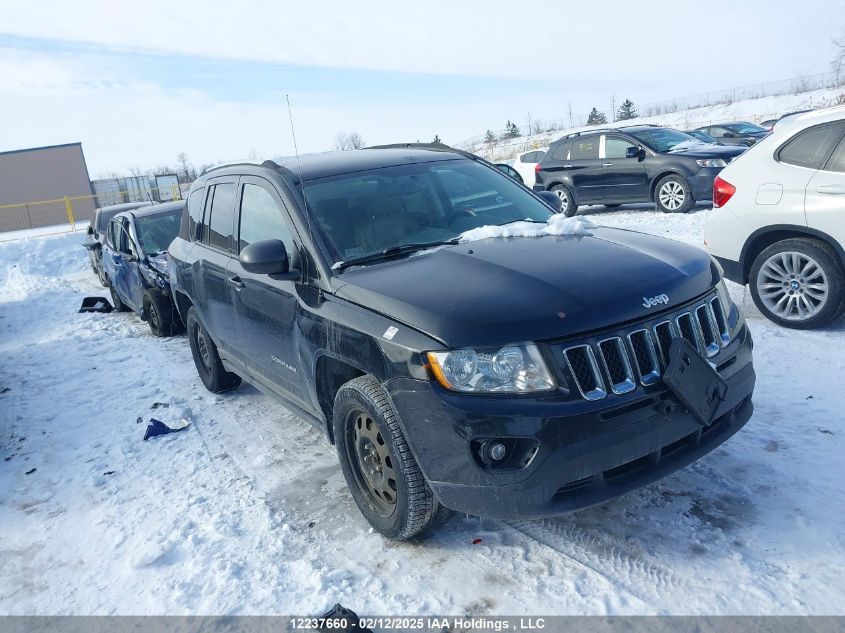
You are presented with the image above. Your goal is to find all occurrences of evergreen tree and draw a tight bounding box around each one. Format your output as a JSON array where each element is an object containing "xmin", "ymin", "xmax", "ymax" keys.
[
  {"xmin": 432, "ymin": 134, "xmax": 442, "ymax": 144},
  {"xmin": 586, "ymin": 108, "xmax": 608, "ymax": 126},
  {"xmin": 484, "ymin": 129, "xmax": 496, "ymax": 144},
  {"xmin": 616, "ymin": 99, "xmax": 638, "ymax": 121},
  {"xmin": 504, "ymin": 120, "xmax": 521, "ymax": 139}
]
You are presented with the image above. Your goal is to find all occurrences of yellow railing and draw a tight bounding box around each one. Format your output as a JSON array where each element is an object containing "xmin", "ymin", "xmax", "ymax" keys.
[{"xmin": 0, "ymin": 185, "xmax": 184, "ymax": 235}]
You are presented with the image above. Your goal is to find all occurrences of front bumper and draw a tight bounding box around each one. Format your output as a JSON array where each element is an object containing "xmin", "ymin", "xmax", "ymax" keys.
[
  {"xmin": 386, "ymin": 325, "xmax": 754, "ymax": 520},
  {"xmin": 690, "ymin": 167, "xmax": 723, "ymax": 201}
]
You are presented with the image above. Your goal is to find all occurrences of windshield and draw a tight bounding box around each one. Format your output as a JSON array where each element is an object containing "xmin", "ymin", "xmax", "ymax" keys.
[
  {"xmin": 725, "ymin": 122, "xmax": 766, "ymax": 134},
  {"xmin": 134, "ymin": 210, "xmax": 182, "ymax": 255},
  {"xmin": 629, "ymin": 128, "xmax": 701, "ymax": 153},
  {"xmin": 304, "ymin": 159, "xmax": 555, "ymax": 264},
  {"xmin": 688, "ymin": 130, "xmax": 716, "ymax": 143}
]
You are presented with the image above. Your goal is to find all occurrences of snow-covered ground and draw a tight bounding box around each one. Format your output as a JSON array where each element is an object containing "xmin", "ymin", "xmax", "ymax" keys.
[{"xmin": 1, "ymin": 206, "xmax": 845, "ymax": 616}]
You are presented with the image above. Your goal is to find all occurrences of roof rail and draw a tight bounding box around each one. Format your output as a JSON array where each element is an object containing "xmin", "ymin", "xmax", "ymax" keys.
[
  {"xmin": 563, "ymin": 128, "xmax": 609, "ymax": 139},
  {"xmin": 201, "ymin": 158, "xmax": 280, "ymax": 177},
  {"xmin": 364, "ymin": 142, "xmax": 453, "ymax": 151}
]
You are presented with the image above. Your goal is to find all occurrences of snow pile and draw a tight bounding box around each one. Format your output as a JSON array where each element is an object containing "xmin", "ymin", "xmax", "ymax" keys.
[
  {"xmin": 458, "ymin": 214, "xmax": 595, "ymax": 243},
  {"xmin": 669, "ymin": 140, "xmax": 715, "ymax": 152}
]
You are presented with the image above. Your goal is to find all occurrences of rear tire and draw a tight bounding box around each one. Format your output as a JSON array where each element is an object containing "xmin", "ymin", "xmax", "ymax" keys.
[
  {"xmin": 333, "ymin": 375, "xmax": 451, "ymax": 540},
  {"xmin": 550, "ymin": 184, "xmax": 578, "ymax": 217},
  {"xmin": 654, "ymin": 175, "xmax": 695, "ymax": 213},
  {"xmin": 186, "ymin": 307, "xmax": 241, "ymax": 392},
  {"xmin": 143, "ymin": 288, "xmax": 179, "ymax": 337},
  {"xmin": 749, "ymin": 238, "xmax": 845, "ymax": 329}
]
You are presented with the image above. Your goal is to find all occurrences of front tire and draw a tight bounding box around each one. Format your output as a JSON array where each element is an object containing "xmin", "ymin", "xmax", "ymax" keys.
[
  {"xmin": 654, "ymin": 175, "xmax": 695, "ymax": 213},
  {"xmin": 550, "ymin": 184, "xmax": 578, "ymax": 217},
  {"xmin": 108, "ymin": 280, "xmax": 130, "ymax": 312},
  {"xmin": 143, "ymin": 288, "xmax": 180, "ymax": 337},
  {"xmin": 186, "ymin": 307, "xmax": 241, "ymax": 392},
  {"xmin": 333, "ymin": 375, "xmax": 450, "ymax": 540},
  {"xmin": 749, "ymin": 238, "xmax": 845, "ymax": 329}
]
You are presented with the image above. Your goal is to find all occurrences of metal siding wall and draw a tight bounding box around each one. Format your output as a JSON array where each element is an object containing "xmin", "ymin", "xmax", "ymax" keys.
[{"xmin": 0, "ymin": 144, "xmax": 97, "ymax": 230}]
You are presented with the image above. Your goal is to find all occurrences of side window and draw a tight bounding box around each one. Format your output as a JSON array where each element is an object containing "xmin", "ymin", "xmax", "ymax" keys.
[
  {"xmin": 185, "ymin": 187, "xmax": 205, "ymax": 241},
  {"xmin": 570, "ymin": 137, "xmax": 599, "ymax": 160},
  {"xmin": 238, "ymin": 184, "xmax": 294, "ymax": 254},
  {"xmin": 778, "ymin": 123, "xmax": 843, "ymax": 170},
  {"xmin": 550, "ymin": 142, "xmax": 570, "ymax": 161},
  {"xmin": 605, "ymin": 136, "xmax": 633, "ymax": 159},
  {"xmin": 824, "ymin": 135, "xmax": 845, "ymax": 173},
  {"xmin": 521, "ymin": 151, "xmax": 538, "ymax": 163},
  {"xmin": 203, "ymin": 183, "xmax": 237, "ymax": 251}
]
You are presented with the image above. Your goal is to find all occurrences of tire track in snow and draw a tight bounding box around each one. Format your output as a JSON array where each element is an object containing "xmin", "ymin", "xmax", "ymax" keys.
[{"xmin": 504, "ymin": 519, "xmax": 691, "ymax": 608}]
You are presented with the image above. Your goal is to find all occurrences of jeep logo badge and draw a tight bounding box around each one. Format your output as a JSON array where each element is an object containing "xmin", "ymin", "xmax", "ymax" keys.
[{"xmin": 642, "ymin": 294, "xmax": 669, "ymax": 309}]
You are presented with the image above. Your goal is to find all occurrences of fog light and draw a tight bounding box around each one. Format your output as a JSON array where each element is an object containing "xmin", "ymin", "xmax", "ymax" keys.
[{"xmin": 489, "ymin": 442, "xmax": 507, "ymax": 461}]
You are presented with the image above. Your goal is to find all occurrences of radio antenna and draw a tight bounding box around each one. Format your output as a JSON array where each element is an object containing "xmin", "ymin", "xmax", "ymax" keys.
[{"xmin": 285, "ymin": 94, "xmax": 316, "ymax": 269}]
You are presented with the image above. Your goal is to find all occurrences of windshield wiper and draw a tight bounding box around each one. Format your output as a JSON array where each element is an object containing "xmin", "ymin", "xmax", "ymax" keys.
[{"xmin": 333, "ymin": 239, "xmax": 459, "ymax": 272}]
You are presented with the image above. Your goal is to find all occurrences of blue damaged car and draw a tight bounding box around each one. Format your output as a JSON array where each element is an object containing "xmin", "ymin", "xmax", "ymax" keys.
[{"xmin": 102, "ymin": 200, "xmax": 185, "ymax": 336}]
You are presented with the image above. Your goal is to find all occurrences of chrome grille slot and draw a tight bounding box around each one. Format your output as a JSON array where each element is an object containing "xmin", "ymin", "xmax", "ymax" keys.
[
  {"xmin": 597, "ymin": 337, "xmax": 636, "ymax": 394},
  {"xmin": 696, "ymin": 304, "xmax": 720, "ymax": 357},
  {"xmin": 676, "ymin": 312, "xmax": 702, "ymax": 352},
  {"xmin": 628, "ymin": 329, "xmax": 661, "ymax": 385},
  {"xmin": 563, "ymin": 345, "xmax": 606, "ymax": 401},
  {"xmin": 653, "ymin": 320, "xmax": 675, "ymax": 367},
  {"xmin": 558, "ymin": 291, "xmax": 732, "ymax": 401},
  {"xmin": 710, "ymin": 297, "xmax": 730, "ymax": 346}
]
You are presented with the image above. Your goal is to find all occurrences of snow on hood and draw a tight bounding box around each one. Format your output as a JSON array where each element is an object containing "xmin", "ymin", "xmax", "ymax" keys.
[
  {"xmin": 458, "ymin": 214, "xmax": 595, "ymax": 243},
  {"xmin": 668, "ymin": 140, "xmax": 717, "ymax": 152}
]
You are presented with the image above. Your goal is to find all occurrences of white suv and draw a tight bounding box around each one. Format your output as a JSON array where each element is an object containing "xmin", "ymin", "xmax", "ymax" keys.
[
  {"xmin": 705, "ymin": 106, "xmax": 845, "ymax": 329},
  {"xmin": 512, "ymin": 147, "xmax": 548, "ymax": 187}
]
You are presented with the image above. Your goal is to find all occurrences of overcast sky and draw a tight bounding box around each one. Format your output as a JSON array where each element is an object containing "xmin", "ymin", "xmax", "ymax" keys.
[{"xmin": 1, "ymin": 0, "xmax": 843, "ymax": 175}]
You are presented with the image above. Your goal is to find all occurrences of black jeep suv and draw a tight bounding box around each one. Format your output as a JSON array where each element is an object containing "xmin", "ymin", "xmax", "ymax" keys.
[
  {"xmin": 169, "ymin": 146, "xmax": 755, "ymax": 540},
  {"xmin": 534, "ymin": 125, "xmax": 746, "ymax": 215}
]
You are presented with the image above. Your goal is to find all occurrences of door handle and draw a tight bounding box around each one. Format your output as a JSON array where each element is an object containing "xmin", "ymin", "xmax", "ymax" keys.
[
  {"xmin": 602, "ymin": 163, "xmax": 613, "ymax": 167},
  {"xmin": 815, "ymin": 184, "xmax": 845, "ymax": 195},
  {"xmin": 227, "ymin": 276, "xmax": 245, "ymax": 289}
]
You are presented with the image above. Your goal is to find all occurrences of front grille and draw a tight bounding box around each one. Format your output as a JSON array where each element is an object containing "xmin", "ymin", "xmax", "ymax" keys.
[
  {"xmin": 560, "ymin": 293, "xmax": 731, "ymax": 401},
  {"xmin": 563, "ymin": 345, "xmax": 606, "ymax": 401}
]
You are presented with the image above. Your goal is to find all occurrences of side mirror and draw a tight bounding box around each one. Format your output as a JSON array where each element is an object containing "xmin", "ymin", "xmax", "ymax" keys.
[
  {"xmin": 240, "ymin": 239, "xmax": 299, "ymax": 279},
  {"xmin": 625, "ymin": 146, "xmax": 642, "ymax": 159},
  {"xmin": 537, "ymin": 191, "xmax": 562, "ymax": 212},
  {"xmin": 87, "ymin": 226, "xmax": 94, "ymax": 236}
]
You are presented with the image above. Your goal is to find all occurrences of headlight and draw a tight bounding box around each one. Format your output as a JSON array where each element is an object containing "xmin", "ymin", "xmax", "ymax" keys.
[
  {"xmin": 426, "ymin": 344, "xmax": 555, "ymax": 393},
  {"xmin": 696, "ymin": 159, "xmax": 727, "ymax": 168}
]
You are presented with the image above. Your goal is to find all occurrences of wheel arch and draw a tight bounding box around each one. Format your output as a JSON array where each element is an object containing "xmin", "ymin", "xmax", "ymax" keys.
[
  {"xmin": 648, "ymin": 170, "xmax": 688, "ymax": 201},
  {"xmin": 315, "ymin": 353, "xmax": 366, "ymax": 444},
  {"xmin": 740, "ymin": 225, "xmax": 845, "ymax": 285},
  {"xmin": 173, "ymin": 289, "xmax": 194, "ymax": 325}
]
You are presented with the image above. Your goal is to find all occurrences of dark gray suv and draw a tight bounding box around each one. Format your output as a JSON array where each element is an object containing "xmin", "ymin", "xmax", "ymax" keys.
[{"xmin": 534, "ymin": 126, "xmax": 746, "ymax": 215}]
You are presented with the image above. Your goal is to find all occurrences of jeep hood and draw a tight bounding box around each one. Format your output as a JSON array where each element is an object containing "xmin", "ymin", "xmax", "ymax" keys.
[{"xmin": 334, "ymin": 227, "xmax": 718, "ymax": 348}]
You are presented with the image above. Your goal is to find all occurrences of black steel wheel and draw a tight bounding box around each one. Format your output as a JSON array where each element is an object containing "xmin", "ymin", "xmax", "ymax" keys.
[
  {"xmin": 186, "ymin": 307, "xmax": 241, "ymax": 392},
  {"xmin": 333, "ymin": 375, "xmax": 451, "ymax": 540}
]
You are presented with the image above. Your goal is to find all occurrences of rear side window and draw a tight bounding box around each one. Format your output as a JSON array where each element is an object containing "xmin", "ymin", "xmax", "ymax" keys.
[
  {"xmin": 183, "ymin": 188, "xmax": 205, "ymax": 241},
  {"xmin": 549, "ymin": 142, "xmax": 570, "ymax": 161},
  {"xmin": 203, "ymin": 183, "xmax": 237, "ymax": 251},
  {"xmin": 823, "ymin": 134, "xmax": 845, "ymax": 173},
  {"xmin": 570, "ymin": 137, "xmax": 599, "ymax": 160},
  {"xmin": 238, "ymin": 184, "xmax": 294, "ymax": 254},
  {"xmin": 778, "ymin": 123, "xmax": 843, "ymax": 169}
]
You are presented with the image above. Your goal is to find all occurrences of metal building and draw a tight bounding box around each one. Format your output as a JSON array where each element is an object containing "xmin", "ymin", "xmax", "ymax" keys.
[{"xmin": 0, "ymin": 142, "xmax": 97, "ymax": 232}]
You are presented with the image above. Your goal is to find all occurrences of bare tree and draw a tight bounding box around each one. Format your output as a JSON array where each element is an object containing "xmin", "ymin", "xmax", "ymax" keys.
[
  {"xmin": 832, "ymin": 30, "xmax": 845, "ymax": 85},
  {"xmin": 333, "ymin": 131, "xmax": 366, "ymax": 151}
]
